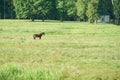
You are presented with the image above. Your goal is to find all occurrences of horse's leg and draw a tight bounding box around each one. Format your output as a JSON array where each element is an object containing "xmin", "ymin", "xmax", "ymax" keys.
[
  {"xmin": 39, "ymin": 36, "xmax": 41, "ymax": 39},
  {"xmin": 33, "ymin": 36, "xmax": 36, "ymax": 39}
]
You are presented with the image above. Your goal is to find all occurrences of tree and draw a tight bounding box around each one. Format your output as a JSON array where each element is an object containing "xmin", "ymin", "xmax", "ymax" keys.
[
  {"xmin": 0, "ymin": 0, "xmax": 15, "ymax": 19},
  {"xmin": 76, "ymin": 0, "xmax": 90, "ymax": 21},
  {"xmin": 34, "ymin": 0, "xmax": 52, "ymax": 22},
  {"xmin": 47, "ymin": 0, "xmax": 59, "ymax": 20},
  {"xmin": 86, "ymin": 0, "xmax": 100, "ymax": 23},
  {"xmin": 112, "ymin": 0, "xmax": 120, "ymax": 25},
  {"xmin": 66, "ymin": 0, "xmax": 77, "ymax": 21},
  {"xmin": 57, "ymin": 0, "xmax": 66, "ymax": 21},
  {"xmin": 97, "ymin": 0, "xmax": 114, "ymax": 23},
  {"xmin": 103, "ymin": 0, "xmax": 114, "ymax": 18},
  {"xmin": 13, "ymin": 0, "xmax": 52, "ymax": 21},
  {"xmin": 57, "ymin": 0, "xmax": 77, "ymax": 21},
  {"xmin": 13, "ymin": 0, "xmax": 28, "ymax": 19},
  {"xmin": 0, "ymin": 0, "xmax": 4, "ymax": 18}
]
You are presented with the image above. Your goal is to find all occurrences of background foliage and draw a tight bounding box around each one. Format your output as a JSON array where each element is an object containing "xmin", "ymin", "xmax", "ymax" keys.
[{"xmin": 0, "ymin": 0, "xmax": 119, "ymax": 24}]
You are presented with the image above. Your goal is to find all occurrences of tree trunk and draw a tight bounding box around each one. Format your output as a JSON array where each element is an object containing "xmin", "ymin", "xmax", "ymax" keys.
[
  {"xmin": 42, "ymin": 19, "xmax": 44, "ymax": 22},
  {"xmin": 60, "ymin": 16, "xmax": 63, "ymax": 22},
  {"xmin": 42, "ymin": 17, "xmax": 44, "ymax": 22},
  {"xmin": 94, "ymin": 20, "xmax": 97, "ymax": 24},
  {"xmin": 31, "ymin": 18, "xmax": 34, "ymax": 21},
  {"xmin": 116, "ymin": 18, "xmax": 120, "ymax": 25},
  {"xmin": 118, "ymin": 18, "xmax": 120, "ymax": 25}
]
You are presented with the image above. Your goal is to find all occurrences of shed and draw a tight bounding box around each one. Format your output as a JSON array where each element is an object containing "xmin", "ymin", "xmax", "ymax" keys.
[{"xmin": 98, "ymin": 15, "xmax": 110, "ymax": 23}]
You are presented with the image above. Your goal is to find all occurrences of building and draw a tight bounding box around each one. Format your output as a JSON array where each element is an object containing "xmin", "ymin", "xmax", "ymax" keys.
[{"xmin": 98, "ymin": 15, "xmax": 110, "ymax": 23}]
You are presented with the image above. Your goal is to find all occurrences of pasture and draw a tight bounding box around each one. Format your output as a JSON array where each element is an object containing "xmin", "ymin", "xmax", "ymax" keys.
[{"xmin": 0, "ymin": 20, "xmax": 120, "ymax": 80}]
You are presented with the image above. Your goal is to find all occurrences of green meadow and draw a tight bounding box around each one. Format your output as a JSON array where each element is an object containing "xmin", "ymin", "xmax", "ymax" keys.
[{"xmin": 0, "ymin": 20, "xmax": 120, "ymax": 80}]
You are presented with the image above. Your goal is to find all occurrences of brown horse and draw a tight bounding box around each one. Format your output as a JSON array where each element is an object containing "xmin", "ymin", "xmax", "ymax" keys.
[{"xmin": 33, "ymin": 32, "xmax": 45, "ymax": 39}]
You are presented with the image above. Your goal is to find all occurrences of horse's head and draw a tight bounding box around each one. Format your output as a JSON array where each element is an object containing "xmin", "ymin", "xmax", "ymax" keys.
[{"xmin": 40, "ymin": 32, "xmax": 45, "ymax": 35}]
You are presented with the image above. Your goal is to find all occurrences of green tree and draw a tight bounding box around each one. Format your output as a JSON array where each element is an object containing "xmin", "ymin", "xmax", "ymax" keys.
[
  {"xmin": 57, "ymin": 0, "xmax": 66, "ymax": 21},
  {"xmin": 66, "ymin": 0, "xmax": 77, "ymax": 21},
  {"xmin": 103, "ymin": 0, "xmax": 113, "ymax": 18},
  {"xmin": 13, "ymin": 0, "xmax": 52, "ymax": 21},
  {"xmin": 112, "ymin": 0, "xmax": 120, "ymax": 25},
  {"xmin": 76, "ymin": 0, "xmax": 90, "ymax": 21},
  {"xmin": 13, "ymin": 0, "xmax": 28, "ymax": 19},
  {"xmin": 35, "ymin": 0, "xmax": 52, "ymax": 22},
  {"xmin": 47, "ymin": 0, "xmax": 59, "ymax": 20},
  {"xmin": 0, "ymin": 0, "xmax": 4, "ymax": 18},
  {"xmin": 0, "ymin": 0, "xmax": 15, "ymax": 19},
  {"xmin": 98, "ymin": 0, "xmax": 114, "ymax": 21},
  {"xmin": 57, "ymin": 0, "xmax": 77, "ymax": 21},
  {"xmin": 86, "ymin": 0, "xmax": 100, "ymax": 23}
]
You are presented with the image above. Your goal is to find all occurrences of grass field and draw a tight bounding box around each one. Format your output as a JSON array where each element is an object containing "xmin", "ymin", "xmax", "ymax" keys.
[{"xmin": 0, "ymin": 20, "xmax": 120, "ymax": 80}]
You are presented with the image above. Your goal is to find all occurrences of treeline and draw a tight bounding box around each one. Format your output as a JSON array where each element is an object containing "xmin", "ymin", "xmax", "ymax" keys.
[{"xmin": 0, "ymin": 0, "xmax": 120, "ymax": 24}]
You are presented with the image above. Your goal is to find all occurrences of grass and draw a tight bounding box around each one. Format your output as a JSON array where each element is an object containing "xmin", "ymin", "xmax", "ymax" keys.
[{"xmin": 0, "ymin": 19, "xmax": 120, "ymax": 80}]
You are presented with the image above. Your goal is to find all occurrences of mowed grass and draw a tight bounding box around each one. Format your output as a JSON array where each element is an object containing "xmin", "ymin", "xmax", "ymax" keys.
[{"xmin": 0, "ymin": 20, "xmax": 120, "ymax": 80}]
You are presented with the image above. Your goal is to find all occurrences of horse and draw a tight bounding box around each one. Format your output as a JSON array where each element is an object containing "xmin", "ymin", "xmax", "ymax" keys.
[{"xmin": 33, "ymin": 32, "xmax": 45, "ymax": 39}]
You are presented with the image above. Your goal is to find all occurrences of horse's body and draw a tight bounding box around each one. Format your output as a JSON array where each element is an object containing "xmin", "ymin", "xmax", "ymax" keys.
[{"xmin": 33, "ymin": 32, "xmax": 45, "ymax": 39}]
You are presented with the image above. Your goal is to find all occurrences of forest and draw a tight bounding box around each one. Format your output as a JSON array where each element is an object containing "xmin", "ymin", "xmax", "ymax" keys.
[{"xmin": 0, "ymin": 0, "xmax": 120, "ymax": 24}]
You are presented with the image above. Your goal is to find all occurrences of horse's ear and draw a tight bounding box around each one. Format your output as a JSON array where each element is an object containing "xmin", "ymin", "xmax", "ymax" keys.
[{"xmin": 43, "ymin": 32, "xmax": 45, "ymax": 35}]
